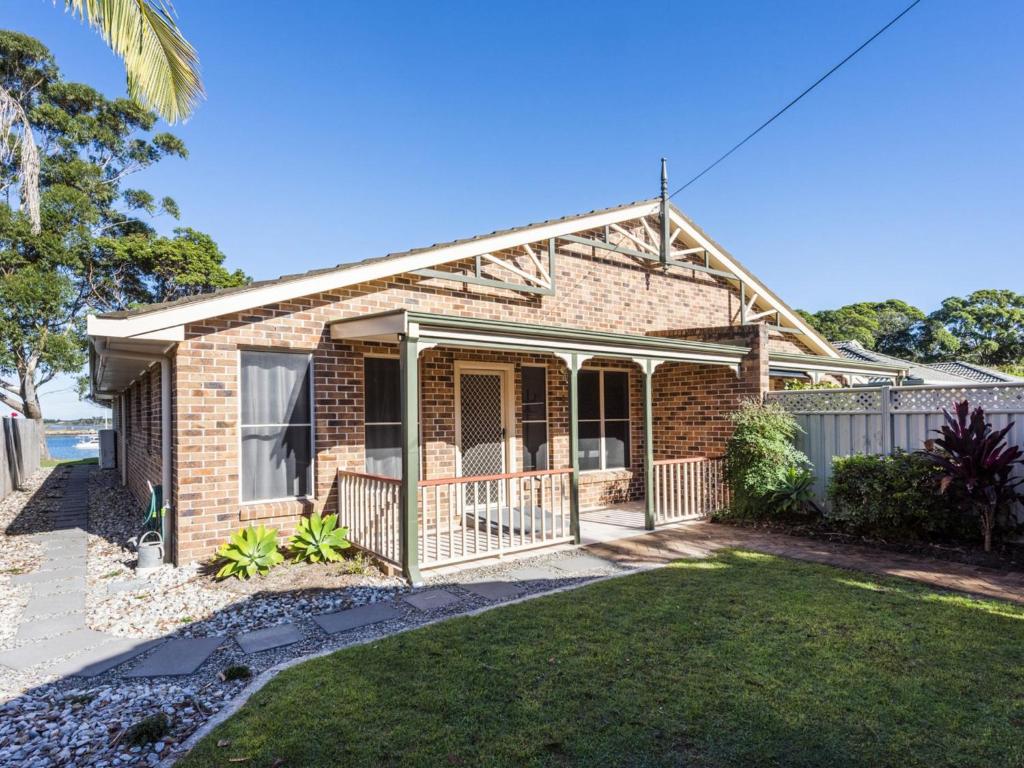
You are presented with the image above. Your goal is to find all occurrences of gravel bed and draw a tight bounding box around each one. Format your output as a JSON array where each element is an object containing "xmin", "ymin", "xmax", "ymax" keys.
[{"xmin": 3, "ymin": 467, "xmax": 645, "ymax": 767}]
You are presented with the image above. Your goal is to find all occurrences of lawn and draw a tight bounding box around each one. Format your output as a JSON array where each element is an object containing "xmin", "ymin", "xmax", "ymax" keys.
[{"xmin": 180, "ymin": 550, "xmax": 1024, "ymax": 768}]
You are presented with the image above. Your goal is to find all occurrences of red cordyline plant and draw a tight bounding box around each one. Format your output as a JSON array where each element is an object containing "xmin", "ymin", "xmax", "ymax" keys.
[{"xmin": 926, "ymin": 400, "xmax": 1023, "ymax": 552}]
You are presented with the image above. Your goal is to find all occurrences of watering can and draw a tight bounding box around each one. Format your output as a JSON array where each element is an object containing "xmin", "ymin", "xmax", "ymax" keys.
[{"xmin": 136, "ymin": 530, "xmax": 164, "ymax": 571}]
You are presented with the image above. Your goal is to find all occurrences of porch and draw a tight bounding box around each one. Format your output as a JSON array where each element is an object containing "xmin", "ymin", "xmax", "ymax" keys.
[
  {"xmin": 338, "ymin": 457, "xmax": 727, "ymax": 575},
  {"xmin": 331, "ymin": 310, "xmax": 751, "ymax": 583}
]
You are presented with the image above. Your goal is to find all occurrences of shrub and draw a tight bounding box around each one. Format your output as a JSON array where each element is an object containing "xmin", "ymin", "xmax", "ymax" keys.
[
  {"xmin": 215, "ymin": 525, "xmax": 284, "ymax": 580},
  {"xmin": 827, "ymin": 452, "xmax": 966, "ymax": 540},
  {"xmin": 221, "ymin": 664, "xmax": 253, "ymax": 681},
  {"xmin": 288, "ymin": 511, "xmax": 351, "ymax": 564},
  {"xmin": 768, "ymin": 466, "xmax": 818, "ymax": 517},
  {"xmin": 925, "ymin": 400, "xmax": 1023, "ymax": 551},
  {"xmin": 125, "ymin": 712, "xmax": 170, "ymax": 746},
  {"xmin": 723, "ymin": 399, "xmax": 812, "ymax": 520}
]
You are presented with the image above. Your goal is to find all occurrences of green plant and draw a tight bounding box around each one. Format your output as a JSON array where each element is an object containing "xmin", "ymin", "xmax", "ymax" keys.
[
  {"xmin": 215, "ymin": 525, "xmax": 284, "ymax": 580},
  {"xmin": 125, "ymin": 712, "xmax": 170, "ymax": 746},
  {"xmin": 722, "ymin": 399, "xmax": 811, "ymax": 520},
  {"xmin": 783, "ymin": 379, "xmax": 841, "ymax": 391},
  {"xmin": 221, "ymin": 664, "xmax": 253, "ymax": 682},
  {"xmin": 768, "ymin": 466, "xmax": 818, "ymax": 517},
  {"xmin": 827, "ymin": 452, "xmax": 965, "ymax": 540},
  {"xmin": 925, "ymin": 401, "xmax": 1023, "ymax": 551},
  {"xmin": 288, "ymin": 512, "xmax": 351, "ymax": 564}
]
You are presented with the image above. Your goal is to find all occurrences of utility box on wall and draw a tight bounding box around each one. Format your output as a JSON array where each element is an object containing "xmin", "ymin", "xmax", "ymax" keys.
[{"xmin": 99, "ymin": 429, "xmax": 117, "ymax": 470}]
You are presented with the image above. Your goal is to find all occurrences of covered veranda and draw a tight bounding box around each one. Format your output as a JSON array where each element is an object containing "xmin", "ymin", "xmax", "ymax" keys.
[{"xmin": 330, "ymin": 310, "xmax": 891, "ymax": 583}]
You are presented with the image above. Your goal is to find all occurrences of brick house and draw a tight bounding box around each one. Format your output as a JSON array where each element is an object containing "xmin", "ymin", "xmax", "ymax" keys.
[{"xmin": 86, "ymin": 197, "xmax": 903, "ymax": 582}]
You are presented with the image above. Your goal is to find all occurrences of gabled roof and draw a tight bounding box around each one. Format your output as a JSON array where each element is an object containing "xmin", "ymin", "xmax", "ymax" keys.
[
  {"xmin": 86, "ymin": 198, "xmax": 838, "ymax": 358},
  {"xmin": 929, "ymin": 361, "xmax": 1023, "ymax": 384},
  {"xmin": 833, "ymin": 341, "xmax": 1019, "ymax": 385}
]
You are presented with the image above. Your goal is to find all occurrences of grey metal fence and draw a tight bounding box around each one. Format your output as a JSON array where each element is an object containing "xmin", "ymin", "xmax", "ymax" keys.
[
  {"xmin": 1, "ymin": 417, "xmax": 42, "ymax": 501},
  {"xmin": 766, "ymin": 383, "xmax": 1024, "ymax": 510}
]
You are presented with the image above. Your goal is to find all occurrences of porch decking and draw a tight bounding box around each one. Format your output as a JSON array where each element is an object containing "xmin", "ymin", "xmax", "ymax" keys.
[{"xmin": 339, "ymin": 457, "xmax": 724, "ymax": 576}]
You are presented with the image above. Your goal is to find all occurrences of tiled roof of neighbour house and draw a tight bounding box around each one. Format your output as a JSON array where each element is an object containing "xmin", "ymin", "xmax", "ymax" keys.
[
  {"xmin": 833, "ymin": 341, "xmax": 975, "ymax": 385},
  {"xmin": 929, "ymin": 361, "xmax": 1024, "ymax": 384},
  {"xmin": 97, "ymin": 198, "xmax": 663, "ymax": 320}
]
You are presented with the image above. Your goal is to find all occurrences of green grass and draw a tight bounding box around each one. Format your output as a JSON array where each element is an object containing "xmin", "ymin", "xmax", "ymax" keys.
[
  {"xmin": 179, "ymin": 551, "xmax": 1024, "ymax": 768},
  {"xmin": 41, "ymin": 456, "xmax": 98, "ymax": 467}
]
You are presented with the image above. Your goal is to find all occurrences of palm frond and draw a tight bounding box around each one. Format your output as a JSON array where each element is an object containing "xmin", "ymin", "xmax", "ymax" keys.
[
  {"xmin": 65, "ymin": 0, "xmax": 204, "ymax": 123},
  {"xmin": 0, "ymin": 85, "xmax": 41, "ymax": 233}
]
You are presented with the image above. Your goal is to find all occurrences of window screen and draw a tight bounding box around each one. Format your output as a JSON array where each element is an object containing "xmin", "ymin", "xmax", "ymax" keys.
[
  {"xmin": 576, "ymin": 369, "xmax": 630, "ymax": 470},
  {"xmin": 364, "ymin": 357, "xmax": 401, "ymax": 477},
  {"xmin": 521, "ymin": 366, "xmax": 548, "ymax": 470},
  {"xmin": 240, "ymin": 351, "xmax": 313, "ymax": 502}
]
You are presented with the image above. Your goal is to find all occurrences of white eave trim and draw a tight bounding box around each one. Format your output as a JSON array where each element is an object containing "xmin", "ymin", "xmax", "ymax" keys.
[
  {"xmin": 668, "ymin": 210, "xmax": 836, "ymax": 358},
  {"xmin": 86, "ymin": 202, "xmax": 660, "ymax": 339}
]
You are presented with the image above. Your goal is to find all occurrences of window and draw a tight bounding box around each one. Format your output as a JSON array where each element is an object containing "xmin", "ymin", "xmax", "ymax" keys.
[
  {"xmin": 364, "ymin": 357, "xmax": 401, "ymax": 478},
  {"xmin": 240, "ymin": 351, "xmax": 313, "ymax": 502},
  {"xmin": 577, "ymin": 369, "xmax": 630, "ymax": 471},
  {"xmin": 521, "ymin": 366, "xmax": 548, "ymax": 471}
]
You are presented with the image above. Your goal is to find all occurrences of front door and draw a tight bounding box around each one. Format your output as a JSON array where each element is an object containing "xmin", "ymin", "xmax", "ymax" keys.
[{"xmin": 457, "ymin": 367, "xmax": 509, "ymax": 505}]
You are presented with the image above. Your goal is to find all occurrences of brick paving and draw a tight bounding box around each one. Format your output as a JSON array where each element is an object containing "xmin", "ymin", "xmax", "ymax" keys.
[{"xmin": 587, "ymin": 520, "xmax": 1024, "ymax": 605}]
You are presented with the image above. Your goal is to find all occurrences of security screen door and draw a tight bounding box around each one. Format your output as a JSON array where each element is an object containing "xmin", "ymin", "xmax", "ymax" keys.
[{"xmin": 458, "ymin": 370, "xmax": 507, "ymax": 505}]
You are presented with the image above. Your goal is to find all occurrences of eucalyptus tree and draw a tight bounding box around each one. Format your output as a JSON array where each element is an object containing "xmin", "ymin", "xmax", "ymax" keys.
[{"xmin": 0, "ymin": 31, "xmax": 243, "ymax": 439}]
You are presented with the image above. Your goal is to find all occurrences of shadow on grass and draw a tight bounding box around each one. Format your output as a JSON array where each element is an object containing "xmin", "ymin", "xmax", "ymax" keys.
[{"xmin": 175, "ymin": 549, "xmax": 1024, "ymax": 768}]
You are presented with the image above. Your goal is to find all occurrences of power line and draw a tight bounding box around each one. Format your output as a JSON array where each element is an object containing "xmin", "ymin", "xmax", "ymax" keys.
[{"xmin": 668, "ymin": 0, "xmax": 924, "ymax": 200}]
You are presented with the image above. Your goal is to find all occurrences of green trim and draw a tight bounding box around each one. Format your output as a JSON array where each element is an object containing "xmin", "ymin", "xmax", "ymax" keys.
[
  {"xmin": 405, "ymin": 312, "xmax": 751, "ymax": 358},
  {"xmin": 412, "ymin": 268, "xmax": 554, "ymax": 296},
  {"xmin": 400, "ymin": 335, "xmax": 422, "ymax": 585},
  {"xmin": 641, "ymin": 361, "xmax": 656, "ymax": 530},
  {"xmin": 769, "ymin": 351, "xmax": 905, "ymax": 375},
  {"xmin": 568, "ymin": 354, "xmax": 581, "ymax": 545}
]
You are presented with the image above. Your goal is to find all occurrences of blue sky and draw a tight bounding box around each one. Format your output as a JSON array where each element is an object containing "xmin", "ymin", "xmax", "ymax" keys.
[{"xmin": 6, "ymin": 0, "xmax": 1023, "ymax": 418}]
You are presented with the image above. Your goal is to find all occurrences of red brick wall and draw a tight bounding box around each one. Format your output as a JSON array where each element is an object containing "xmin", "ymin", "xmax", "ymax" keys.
[
  {"xmin": 115, "ymin": 364, "xmax": 163, "ymax": 509},
  {"xmin": 170, "ymin": 245, "xmax": 784, "ymax": 563}
]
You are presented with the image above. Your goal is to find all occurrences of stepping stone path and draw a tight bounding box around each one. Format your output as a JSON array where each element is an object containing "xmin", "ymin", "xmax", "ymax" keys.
[
  {"xmin": 0, "ymin": 465, "xmax": 223, "ymax": 680},
  {"xmin": 403, "ymin": 588, "xmax": 460, "ymax": 611},
  {"xmin": 549, "ymin": 554, "xmax": 616, "ymax": 574},
  {"xmin": 463, "ymin": 581, "xmax": 523, "ymax": 601},
  {"xmin": 125, "ymin": 637, "xmax": 224, "ymax": 677},
  {"xmin": 235, "ymin": 623, "xmax": 304, "ymax": 654},
  {"xmin": 313, "ymin": 603, "xmax": 401, "ymax": 635}
]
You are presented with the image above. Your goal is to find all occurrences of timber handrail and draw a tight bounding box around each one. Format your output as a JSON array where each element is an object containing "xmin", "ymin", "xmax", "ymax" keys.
[{"xmin": 419, "ymin": 468, "xmax": 572, "ymax": 487}]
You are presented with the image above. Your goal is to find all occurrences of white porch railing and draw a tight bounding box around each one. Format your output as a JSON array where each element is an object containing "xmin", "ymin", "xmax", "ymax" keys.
[
  {"xmin": 338, "ymin": 470, "xmax": 402, "ymax": 567},
  {"xmin": 338, "ymin": 468, "xmax": 574, "ymax": 571},
  {"xmin": 419, "ymin": 469, "xmax": 573, "ymax": 568},
  {"xmin": 653, "ymin": 456, "xmax": 727, "ymax": 524}
]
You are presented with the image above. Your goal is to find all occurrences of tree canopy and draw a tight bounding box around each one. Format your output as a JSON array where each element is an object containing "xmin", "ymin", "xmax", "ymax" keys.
[
  {"xmin": 799, "ymin": 290, "xmax": 1024, "ymax": 368},
  {"xmin": 0, "ymin": 30, "xmax": 245, "ymax": 422}
]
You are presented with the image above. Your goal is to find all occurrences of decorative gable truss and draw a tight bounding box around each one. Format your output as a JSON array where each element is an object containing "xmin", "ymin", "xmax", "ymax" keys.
[
  {"xmin": 413, "ymin": 239, "xmax": 557, "ymax": 295},
  {"xmin": 87, "ymin": 198, "xmax": 834, "ymax": 358},
  {"xmin": 412, "ymin": 206, "xmax": 803, "ymax": 339}
]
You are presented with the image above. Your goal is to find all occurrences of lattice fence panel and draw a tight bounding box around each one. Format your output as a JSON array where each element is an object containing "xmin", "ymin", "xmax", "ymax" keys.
[
  {"xmin": 766, "ymin": 384, "xmax": 1024, "ymax": 519},
  {"xmin": 766, "ymin": 388, "xmax": 882, "ymax": 414}
]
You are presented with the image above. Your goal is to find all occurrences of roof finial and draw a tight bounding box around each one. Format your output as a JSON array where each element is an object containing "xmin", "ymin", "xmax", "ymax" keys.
[{"xmin": 659, "ymin": 158, "xmax": 669, "ymax": 265}]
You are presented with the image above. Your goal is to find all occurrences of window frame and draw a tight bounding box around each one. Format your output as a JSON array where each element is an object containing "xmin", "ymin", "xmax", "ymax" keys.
[
  {"xmin": 577, "ymin": 368, "xmax": 631, "ymax": 472},
  {"xmin": 520, "ymin": 364, "xmax": 549, "ymax": 471},
  {"xmin": 237, "ymin": 348, "xmax": 316, "ymax": 505},
  {"xmin": 363, "ymin": 353, "xmax": 402, "ymax": 478}
]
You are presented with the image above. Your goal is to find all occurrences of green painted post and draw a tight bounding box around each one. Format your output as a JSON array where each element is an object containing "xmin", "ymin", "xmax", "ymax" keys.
[
  {"xmin": 400, "ymin": 333, "xmax": 423, "ymax": 585},
  {"xmin": 567, "ymin": 353, "xmax": 581, "ymax": 545},
  {"xmin": 642, "ymin": 360, "xmax": 656, "ymax": 530}
]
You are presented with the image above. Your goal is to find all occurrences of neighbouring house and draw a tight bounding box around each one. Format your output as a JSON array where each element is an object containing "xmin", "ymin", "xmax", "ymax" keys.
[
  {"xmin": 86, "ymin": 197, "xmax": 904, "ymax": 582},
  {"xmin": 834, "ymin": 340, "xmax": 1024, "ymax": 386}
]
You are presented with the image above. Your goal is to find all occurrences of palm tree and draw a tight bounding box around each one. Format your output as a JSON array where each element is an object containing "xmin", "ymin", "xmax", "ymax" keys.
[{"xmin": 2, "ymin": 0, "xmax": 203, "ymax": 233}]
